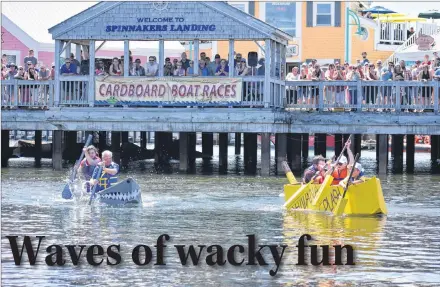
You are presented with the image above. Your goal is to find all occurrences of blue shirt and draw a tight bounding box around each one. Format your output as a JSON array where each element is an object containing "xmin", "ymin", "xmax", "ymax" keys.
[
  {"xmin": 215, "ymin": 65, "xmax": 229, "ymax": 76},
  {"xmin": 381, "ymin": 67, "xmax": 393, "ymax": 81},
  {"xmin": 91, "ymin": 162, "xmax": 119, "ymax": 192},
  {"xmin": 199, "ymin": 67, "xmax": 209, "ymax": 76},
  {"xmin": 60, "ymin": 63, "xmax": 77, "ymax": 75},
  {"xmin": 435, "ymin": 69, "xmax": 440, "ymax": 77}
]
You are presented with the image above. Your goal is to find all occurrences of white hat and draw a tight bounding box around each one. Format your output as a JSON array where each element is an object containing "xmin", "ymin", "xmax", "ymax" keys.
[
  {"xmin": 355, "ymin": 163, "xmax": 364, "ymax": 172},
  {"xmin": 338, "ymin": 156, "xmax": 348, "ymax": 164}
]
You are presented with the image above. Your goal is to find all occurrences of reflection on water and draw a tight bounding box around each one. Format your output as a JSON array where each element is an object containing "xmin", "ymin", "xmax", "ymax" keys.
[{"xmin": 1, "ymin": 150, "xmax": 440, "ymax": 286}]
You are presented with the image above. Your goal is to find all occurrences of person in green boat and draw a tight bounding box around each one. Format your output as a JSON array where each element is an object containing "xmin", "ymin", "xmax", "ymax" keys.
[{"xmin": 89, "ymin": 150, "xmax": 119, "ymax": 192}]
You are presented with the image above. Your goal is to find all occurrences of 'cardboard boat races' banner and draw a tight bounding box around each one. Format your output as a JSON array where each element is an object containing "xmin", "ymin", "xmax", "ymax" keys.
[{"xmin": 95, "ymin": 76, "xmax": 242, "ymax": 105}]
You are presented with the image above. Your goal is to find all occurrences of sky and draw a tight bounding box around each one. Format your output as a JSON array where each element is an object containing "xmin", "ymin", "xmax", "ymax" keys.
[{"xmin": 1, "ymin": 1, "xmax": 439, "ymax": 44}]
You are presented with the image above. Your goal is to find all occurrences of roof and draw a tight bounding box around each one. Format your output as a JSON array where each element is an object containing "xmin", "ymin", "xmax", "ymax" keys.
[{"xmin": 48, "ymin": 1, "xmax": 291, "ymax": 44}]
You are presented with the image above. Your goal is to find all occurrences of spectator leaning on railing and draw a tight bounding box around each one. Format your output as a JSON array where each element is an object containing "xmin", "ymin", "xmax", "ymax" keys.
[
  {"xmin": 145, "ymin": 56, "xmax": 158, "ymax": 77},
  {"xmin": 173, "ymin": 61, "xmax": 186, "ymax": 77},
  {"xmin": 109, "ymin": 57, "xmax": 123, "ymax": 76},
  {"xmin": 418, "ymin": 64, "xmax": 432, "ymax": 110},
  {"xmin": 198, "ymin": 60, "xmax": 209, "ymax": 76}
]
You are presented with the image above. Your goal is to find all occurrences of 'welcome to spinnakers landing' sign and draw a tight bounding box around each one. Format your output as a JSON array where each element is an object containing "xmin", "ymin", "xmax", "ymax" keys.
[{"xmin": 95, "ymin": 77, "xmax": 242, "ymax": 105}]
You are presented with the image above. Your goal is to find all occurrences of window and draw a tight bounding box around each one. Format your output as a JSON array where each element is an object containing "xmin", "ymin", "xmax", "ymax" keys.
[
  {"xmin": 228, "ymin": 2, "xmax": 249, "ymax": 13},
  {"xmin": 314, "ymin": 2, "xmax": 334, "ymax": 26},
  {"xmin": 265, "ymin": 2, "xmax": 296, "ymax": 37}
]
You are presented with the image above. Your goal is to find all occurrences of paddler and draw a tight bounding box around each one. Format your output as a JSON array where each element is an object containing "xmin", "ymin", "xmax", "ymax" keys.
[
  {"xmin": 77, "ymin": 145, "xmax": 101, "ymax": 192},
  {"xmin": 89, "ymin": 150, "xmax": 119, "ymax": 193},
  {"xmin": 350, "ymin": 163, "xmax": 367, "ymax": 184},
  {"xmin": 302, "ymin": 155, "xmax": 326, "ymax": 184},
  {"xmin": 331, "ymin": 140, "xmax": 354, "ymax": 185}
]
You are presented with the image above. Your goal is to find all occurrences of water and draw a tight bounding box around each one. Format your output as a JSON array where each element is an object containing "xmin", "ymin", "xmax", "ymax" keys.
[{"xmin": 2, "ymin": 149, "xmax": 440, "ymax": 286}]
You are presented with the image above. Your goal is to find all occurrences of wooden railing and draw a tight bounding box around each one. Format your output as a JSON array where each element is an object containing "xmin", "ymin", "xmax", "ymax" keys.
[
  {"xmin": 2, "ymin": 78, "xmax": 439, "ymax": 113},
  {"xmin": 1, "ymin": 80, "xmax": 54, "ymax": 107},
  {"xmin": 284, "ymin": 80, "xmax": 440, "ymax": 113}
]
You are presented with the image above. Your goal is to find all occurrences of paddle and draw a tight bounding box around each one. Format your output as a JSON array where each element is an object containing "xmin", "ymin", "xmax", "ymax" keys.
[
  {"xmin": 311, "ymin": 135, "xmax": 352, "ymax": 207},
  {"xmin": 89, "ymin": 165, "xmax": 103, "ymax": 205},
  {"xmin": 334, "ymin": 153, "xmax": 360, "ymax": 216},
  {"xmin": 62, "ymin": 134, "xmax": 93, "ymax": 199}
]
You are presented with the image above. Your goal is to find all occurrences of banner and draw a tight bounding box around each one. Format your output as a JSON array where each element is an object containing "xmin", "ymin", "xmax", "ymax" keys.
[{"xmin": 95, "ymin": 76, "xmax": 242, "ymax": 105}]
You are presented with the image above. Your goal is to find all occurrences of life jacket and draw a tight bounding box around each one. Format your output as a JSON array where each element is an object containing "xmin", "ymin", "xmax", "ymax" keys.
[
  {"xmin": 332, "ymin": 168, "xmax": 348, "ymax": 185},
  {"xmin": 96, "ymin": 171, "xmax": 118, "ymax": 192}
]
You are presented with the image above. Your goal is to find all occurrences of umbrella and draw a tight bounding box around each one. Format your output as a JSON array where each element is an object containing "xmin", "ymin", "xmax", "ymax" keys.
[
  {"xmin": 361, "ymin": 6, "xmax": 396, "ymax": 14},
  {"xmin": 418, "ymin": 10, "xmax": 440, "ymax": 19}
]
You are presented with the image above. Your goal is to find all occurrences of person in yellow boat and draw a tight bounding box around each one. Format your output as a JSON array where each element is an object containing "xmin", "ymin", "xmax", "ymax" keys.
[
  {"xmin": 351, "ymin": 163, "xmax": 368, "ymax": 184},
  {"xmin": 303, "ymin": 155, "xmax": 326, "ymax": 184},
  {"xmin": 89, "ymin": 150, "xmax": 119, "ymax": 192},
  {"xmin": 331, "ymin": 140, "xmax": 354, "ymax": 185}
]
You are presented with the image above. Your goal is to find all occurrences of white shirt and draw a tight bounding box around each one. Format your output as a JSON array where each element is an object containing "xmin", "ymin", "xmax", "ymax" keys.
[{"xmin": 145, "ymin": 63, "xmax": 158, "ymax": 76}]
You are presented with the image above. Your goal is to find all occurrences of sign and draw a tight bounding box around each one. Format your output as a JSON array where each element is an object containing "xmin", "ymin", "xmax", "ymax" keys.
[
  {"xmin": 416, "ymin": 34, "xmax": 435, "ymax": 51},
  {"xmin": 105, "ymin": 17, "xmax": 216, "ymax": 33},
  {"xmin": 95, "ymin": 77, "xmax": 242, "ymax": 105},
  {"xmin": 286, "ymin": 45, "xmax": 299, "ymax": 57}
]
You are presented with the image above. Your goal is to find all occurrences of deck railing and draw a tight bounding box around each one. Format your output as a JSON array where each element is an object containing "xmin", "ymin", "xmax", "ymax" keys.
[
  {"xmin": 284, "ymin": 80, "xmax": 440, "ymax": 113},
  {"xmin": 1, "ymin": 80, "xmax": 54, "ymax": 107},
  {"xmin": 2, "ymin": 78, "xmax": 439, "ymax": 113},
  {"xmin": 59, "ymin": 76, "xmax": 89, "ymax": 106}
]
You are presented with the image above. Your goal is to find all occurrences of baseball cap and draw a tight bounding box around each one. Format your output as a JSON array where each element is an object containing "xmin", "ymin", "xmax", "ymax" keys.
[
  {"xmin": 339, "ymin": 156, "xmax": 348, "ymax": 164},
  {"xmin": 354, "ymin": 163, "xmax": 364, "ymax": 172}
]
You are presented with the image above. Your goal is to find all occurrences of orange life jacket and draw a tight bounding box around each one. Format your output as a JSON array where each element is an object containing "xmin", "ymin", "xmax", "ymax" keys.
[{"xmin": 331, "ymin": 168, "xmax": 348, "ymax": 185}]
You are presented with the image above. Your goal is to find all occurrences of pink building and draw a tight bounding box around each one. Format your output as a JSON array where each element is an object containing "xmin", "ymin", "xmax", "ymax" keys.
[{"xmin": 1, "ymin": 13, "xmax": 184, "ymax": 68}]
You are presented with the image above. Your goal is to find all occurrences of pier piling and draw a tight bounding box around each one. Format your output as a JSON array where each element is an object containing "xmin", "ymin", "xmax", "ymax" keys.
[
  {"xmin": 52, "ymin": 130, "xmax": 63, "ymax": 170},
  {"xmin": 202, "ymin": 132, "xmax": 214, "ymax": 158},
  {"xmin": 260, "ymin": 133, "xmax": 271, "ymax": 176},
  {"xmin": 244, "ymin": 133, "xmax": 257, "ymax": 174},
  {"xmin": 406, "ymin": 135, "xmax": 415, "ymax": 173},
  {"xmin": 377, "ymin": 134, "xmax": 388, "ymax": 174},
  {"xmin": 301, "ymin": 133, "xmax": 309, "ymax": 161},
  {"xmin": 287, "ymin": 133, "xmax": 302, "ymax": 172},
  {"xmin": 1, "ymin": 130, "xmax": 10, "ymax": 167},
  {"xmin": 140, "ymin": 131, "xmax": 147, "ymax": 149},
  {"xmin": 392, "ymin": 134, "xmax": 404, "ymax": 173},
  {"xmin": 179, "ymin": 132, "xmax": 189, "ymax": 172},
  {"xmin": 218, "ymin": 133, "xmax": 228, "ymax": 173},
  {"xmin": 431, "ymin": 135, "xmax": 440, "ymax": 173},
  {"xmin": 276, "ymin": 133, "xmax": 287, "ymax": 175},
  {"xmin": 34, "ymin": 130, "xmax": 42, "ymax": 167},
  {"xmin": 235, "ymin": 133, "xmax": 241, "ymax": 155}
]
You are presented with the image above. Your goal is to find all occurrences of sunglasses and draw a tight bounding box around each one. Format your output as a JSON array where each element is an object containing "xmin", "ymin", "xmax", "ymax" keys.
[
  {"xmin": 19, "ymin": 68, "xmax": 23, "ymax": 70},
  {"xmin": 65, "ymin": 62, "xmax": 71, "ymax": 64},
  {"xmin": 27, "ymin": 64, "xmax": 32, "ymax": 66},
  {"xmin": 337, "ymin": 163, "xmax": 343, "ymax": 166}
]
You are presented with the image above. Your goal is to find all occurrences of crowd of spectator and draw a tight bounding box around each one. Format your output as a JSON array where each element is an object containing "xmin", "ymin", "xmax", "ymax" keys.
[
  {"xmin": 91, "ymin": 51, "xmax": 265, "ymax": 78},
  {"xmin": 285, "ymin": 51, "xmax": 440, "ymax": 111}
]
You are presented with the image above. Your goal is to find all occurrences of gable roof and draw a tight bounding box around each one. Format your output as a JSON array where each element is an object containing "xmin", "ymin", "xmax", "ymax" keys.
[{"xmin": 48, "ymin": 1, "xmax": 291, "ymax": 44}]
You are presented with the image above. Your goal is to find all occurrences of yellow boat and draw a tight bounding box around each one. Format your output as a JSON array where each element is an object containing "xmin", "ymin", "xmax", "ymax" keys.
[{"xmin": 282, "ymin": 164, "xmax": 388, "ymax": 216}]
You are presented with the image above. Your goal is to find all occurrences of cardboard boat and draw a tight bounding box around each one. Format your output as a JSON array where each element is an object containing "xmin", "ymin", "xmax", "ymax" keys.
[
  {"xmin": 283, "ymin": 177, "xmax": 388, "ymax": 216},
  {"xmin": 98, "ymin": 177, "xmax": 142, "ymax": 205}
]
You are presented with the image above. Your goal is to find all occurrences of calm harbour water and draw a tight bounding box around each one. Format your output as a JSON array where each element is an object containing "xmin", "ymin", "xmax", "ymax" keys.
[{"xmin": 2, "ymin": 148, "xmax": 440, "ymax": 286}]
